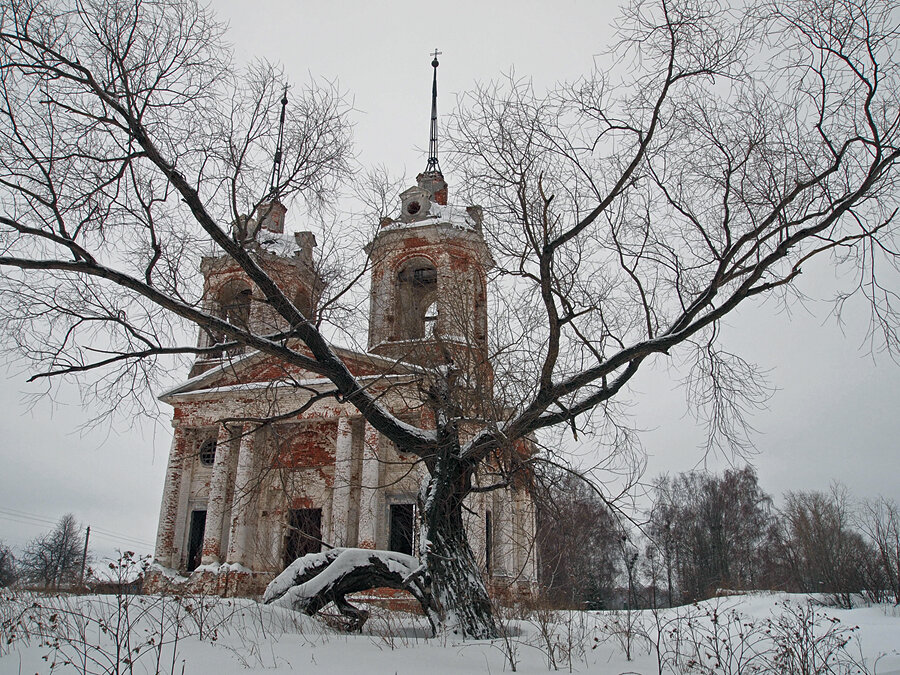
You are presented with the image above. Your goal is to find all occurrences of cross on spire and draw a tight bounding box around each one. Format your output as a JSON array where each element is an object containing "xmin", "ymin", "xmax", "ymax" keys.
[{"xmin": 425, "ymin": 49, "xmax": 442, "ymax": 175}]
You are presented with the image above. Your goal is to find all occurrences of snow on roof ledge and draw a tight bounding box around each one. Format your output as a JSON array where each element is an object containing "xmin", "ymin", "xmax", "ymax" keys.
[
  {"xmin": 258, "ymin": 231, "xmax": 300, "ymax": 257},
  {"xmin": 162, "ymin": 372, "xmax": 414, "ymax": 400},
  {"xmin": 382, "ymin": 202, "xmax": 481, "ymax": 232}
]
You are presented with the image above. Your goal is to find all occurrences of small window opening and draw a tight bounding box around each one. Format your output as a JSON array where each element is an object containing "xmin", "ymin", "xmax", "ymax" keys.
[
  {"xmin": 283, "ymin": 508, "xmax": 322, "ymax": 567},
  {"xmin": 389, "ymin": 503, "xmax": 415, "ymax": 556},
  {"xmin": 198, "ymin": 438, "xmax": 217, "ymax": 466},
  {"xmin": 423, "ymin": 301, "xmax": 438, "ymax": 335}
]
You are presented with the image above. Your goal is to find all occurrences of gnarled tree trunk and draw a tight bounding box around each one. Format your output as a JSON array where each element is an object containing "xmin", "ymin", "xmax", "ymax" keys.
[{"xmin": 417, "ymin": 434, "xmax": 498, "ymax": 639}]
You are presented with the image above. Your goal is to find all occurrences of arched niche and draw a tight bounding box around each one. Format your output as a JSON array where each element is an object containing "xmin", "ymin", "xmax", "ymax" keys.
[{"xmin": 426, "ymin": 266, "xmax": 487, "ymax": 346}]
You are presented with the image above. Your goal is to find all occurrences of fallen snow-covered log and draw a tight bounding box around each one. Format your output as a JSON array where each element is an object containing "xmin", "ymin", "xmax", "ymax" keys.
[{"xmin": 263, "ymin": 548, "xmax": 436, "ymax": 632}]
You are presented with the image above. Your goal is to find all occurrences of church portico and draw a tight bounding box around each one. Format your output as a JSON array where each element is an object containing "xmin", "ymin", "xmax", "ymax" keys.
[{"xmin": 148, "ymin": 358, "xmax": 536, "ymax": 596}]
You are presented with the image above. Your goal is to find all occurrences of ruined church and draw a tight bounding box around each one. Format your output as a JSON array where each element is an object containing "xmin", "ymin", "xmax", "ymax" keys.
[{"xmin": 148, "ymin": 58, "xmax": 537, "ymax": 597}]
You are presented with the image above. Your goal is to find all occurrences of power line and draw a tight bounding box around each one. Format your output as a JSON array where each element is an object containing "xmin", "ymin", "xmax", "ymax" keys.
[
  {"xmin": 88, "ymin": 527, "xmax": 154, "ymax": 549},
  {"xmin": 0, "ymin": 505, "xmax": 60, "ymax": 525},
  {"xmin": 0, "ymin": 507, "xmax": 154, "ymax": 549},
  {"xmin": 0, "ymin": 509, "xmax": 59, "ymax": 530},
  {"xmin": 82, "ymin": 530, "xmax": 152, "ymax": 549}
]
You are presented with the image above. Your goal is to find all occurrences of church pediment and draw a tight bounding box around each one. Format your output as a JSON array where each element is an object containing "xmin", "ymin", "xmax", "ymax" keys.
[{"xmin": 159, "ymin": 344, "xmax": 418, "ymax": 402}]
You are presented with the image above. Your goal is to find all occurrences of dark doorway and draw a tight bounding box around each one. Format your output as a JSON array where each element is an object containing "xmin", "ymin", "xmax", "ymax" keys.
[
  {"xmin": 485, "ymin": 511, "xmax": 493, "ymax": 574},
  {"xmin": 283, "ymin": 508, "xmax": 322, "ymax": 567},
  {"xmin": 389, "ymin": 503, "xmax": 415, "ymax": 555},
  {"xmin": 484, "ymin": 511, "xmax": 494, "ymax": 574},
  {"xmin": 187, "ymin": 509, "xmax": 206, "ymax": 572}
]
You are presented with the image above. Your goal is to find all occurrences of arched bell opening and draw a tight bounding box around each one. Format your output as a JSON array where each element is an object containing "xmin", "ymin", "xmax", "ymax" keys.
[
  {"xmin": 394, "ymin": 257, "xmax": 438, "ymax": 340},
  {"xmin": 207, "ymin": 280, "xmax": 252, "ymax": 356}
]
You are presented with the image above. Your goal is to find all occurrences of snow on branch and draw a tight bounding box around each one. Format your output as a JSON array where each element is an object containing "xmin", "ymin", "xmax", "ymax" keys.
[{"xmin": 263, "ymin": 548, "xmax": 436, "ymax": 633}]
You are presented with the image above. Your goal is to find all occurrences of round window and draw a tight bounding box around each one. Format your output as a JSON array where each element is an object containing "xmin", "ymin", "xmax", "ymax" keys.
[
  {"xmin": 199, "ymin": 438, "xmax": 217, "ymax": 466},
  {"xmin": 406, "ymin": 200, "xmax": 421, "ymax": 215}
]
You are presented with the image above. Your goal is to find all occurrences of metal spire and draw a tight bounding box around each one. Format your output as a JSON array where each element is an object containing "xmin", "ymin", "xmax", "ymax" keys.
[
  {"xmin": 268, "ymin": 85, "xmax": 289, "ymax": 198},
  {"xmin": 425, "ymin": 49, "xmax": 442, "ymax": 175}
]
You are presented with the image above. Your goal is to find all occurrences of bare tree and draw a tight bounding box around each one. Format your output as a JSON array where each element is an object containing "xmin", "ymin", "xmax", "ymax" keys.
[
  {"xmin": 645, "ymin": 467, "xmax": 774, "ymax": 604},
  {"xmin": 0, "ymin": 540, "xmax": 15, "ymax": 587},
  {"xmin": 860, "ymin": 497, "xmax": 900, "ymax": 604},
  {"xmin": 780, "ymin": 487, "xmax": 871, "ymax": 608},
  {"xmin": 534, "ymin": 468, "xmax": 620, "ymax": 609},
  {"xmin": 1, "ymin": 0, "xmax": 899, "ymax": 637},
  {"xmin": 18, "ymin": 513, "xmax": 86, "ymax": 590}
]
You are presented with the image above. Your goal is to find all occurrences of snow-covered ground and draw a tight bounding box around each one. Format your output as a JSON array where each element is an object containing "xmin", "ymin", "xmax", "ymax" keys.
[{"xmin": 2, "ymin": 590, "xmax": 899, "ymax": 674}]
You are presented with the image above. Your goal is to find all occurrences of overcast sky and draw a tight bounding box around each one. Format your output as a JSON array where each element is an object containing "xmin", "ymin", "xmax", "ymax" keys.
[{"xmin": 2, "ymin": 0, "xmax": 898, "ymax": 563}]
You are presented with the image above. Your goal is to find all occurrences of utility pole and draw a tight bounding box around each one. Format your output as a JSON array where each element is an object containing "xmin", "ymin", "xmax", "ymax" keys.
[{"xmin": 79, "ymin": 525, "xmax": 90, "ymax": 587}]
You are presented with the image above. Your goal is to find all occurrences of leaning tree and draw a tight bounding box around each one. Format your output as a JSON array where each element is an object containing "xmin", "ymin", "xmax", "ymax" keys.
[{"xmin": 2, "ymin": 0, "xmax": 899, "ymax": 637}]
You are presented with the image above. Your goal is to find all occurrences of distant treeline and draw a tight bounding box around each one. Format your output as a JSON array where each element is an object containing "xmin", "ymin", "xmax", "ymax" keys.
[{"xmin": 536, "ymin": 466, "xmax": 900, "ymax": 610}]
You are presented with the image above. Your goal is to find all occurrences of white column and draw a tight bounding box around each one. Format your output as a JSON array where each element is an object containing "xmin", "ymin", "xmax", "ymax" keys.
[
  {"xmin": 414, "ymin": 461, "xmax": 429, "ymax": 557},
  {"xmin": 357, "ymin": 422, "xmax": 381, "ymax": 549},
  {"xmin": 510, "ymin": 494, "xmax": 523, "ymax": 577},
  {"xmin": 226, "ymin": 425, "xmax": 256, "ymax": 566},
  {"xmin": 201, "ymin": 424, "xmax": 235, "ymax": 565},
  {"xmin": 520, "ymin": 491, "xmax": 537, "ymax": 582},
  {"xmin": 153, "ymin": 427, "xmax": 187, "ymax": 568},
  {"xmin": 496, "ymin": 493, "xmax": 513, "ymax": 577},
  {"xmin": 329, "ymin": 415, "xmax": 354, "ymax": 547},
  {"xmin": 466, "ymin": 492, "xmax": 488, "ymax": 571}
]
